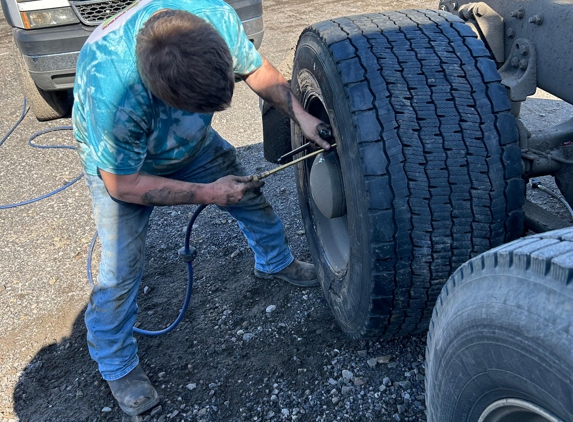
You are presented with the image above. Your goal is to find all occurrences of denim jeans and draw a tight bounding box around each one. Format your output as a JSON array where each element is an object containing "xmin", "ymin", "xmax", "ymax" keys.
[{"xmin": 84, "ymin": 132, "xmax": 293, "ymax": 380}]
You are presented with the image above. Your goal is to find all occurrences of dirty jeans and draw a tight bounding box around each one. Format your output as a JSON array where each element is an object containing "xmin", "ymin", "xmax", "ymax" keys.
[{"xmin": 84, "ymin": 132, "xmax": 294, "ymax": 381}]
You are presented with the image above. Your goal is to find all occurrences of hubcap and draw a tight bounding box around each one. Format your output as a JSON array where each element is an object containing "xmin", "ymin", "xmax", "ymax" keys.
[
  {"xmin": 300, "ymin": 87, "xmax": 349, "ymax": 275},
  {"xmin": 309, "ymin": 151, "xmax": 346, "ymax": 219},
  {"xmin": 478, "ymin": 399, "xmax": 564, "ymax": 422}
]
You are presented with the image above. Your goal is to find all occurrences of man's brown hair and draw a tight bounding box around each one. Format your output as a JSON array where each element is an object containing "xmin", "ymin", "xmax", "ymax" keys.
[{"xmin": 136, "ymin": 9, "xmax": 235, "ymax": 113}]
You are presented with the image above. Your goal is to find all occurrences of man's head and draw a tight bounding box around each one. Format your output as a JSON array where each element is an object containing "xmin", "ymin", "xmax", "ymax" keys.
[{"xmin": 136, "ymin": 9, "xmax": 235, "ymax": 113}]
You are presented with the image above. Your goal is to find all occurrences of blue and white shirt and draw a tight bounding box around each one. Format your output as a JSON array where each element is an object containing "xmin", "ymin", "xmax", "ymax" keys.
[{"xmin": 72, "ymin": 0, "xmax": 262, "ymax": 176}]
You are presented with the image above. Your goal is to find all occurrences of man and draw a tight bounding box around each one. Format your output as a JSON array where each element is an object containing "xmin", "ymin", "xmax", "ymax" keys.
[{"xmin": 72, "ymin": 0, "xmax": 331, "ymax": 416}]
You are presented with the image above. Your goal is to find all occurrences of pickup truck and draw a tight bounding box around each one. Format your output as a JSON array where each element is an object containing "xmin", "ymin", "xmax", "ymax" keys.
[{"xmin": 1, "ymin": 0, "xmax": 264, "ymax": 120}]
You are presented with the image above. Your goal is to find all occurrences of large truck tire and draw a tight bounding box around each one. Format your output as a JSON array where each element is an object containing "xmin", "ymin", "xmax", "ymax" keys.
[
  {"xmin": 12, "ymin": 42, "xmax": 72, "ymax": 121},
  {"xmin": 425, "ymin": 228, "xmax": 573, "ymax": 422},
  {"xmin": 291, "ymin": 10, "xmax": 525, "ymax": 339}
]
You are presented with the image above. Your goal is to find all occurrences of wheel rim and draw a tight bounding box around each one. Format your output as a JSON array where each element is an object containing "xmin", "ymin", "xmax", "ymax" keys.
[
  {"xmin": 478, "ymin": 399, "xmax": 564, "ymax": 422},
  {"xmin": 302, "ymin": 94, "xmax": 349, "ymax": 275}
]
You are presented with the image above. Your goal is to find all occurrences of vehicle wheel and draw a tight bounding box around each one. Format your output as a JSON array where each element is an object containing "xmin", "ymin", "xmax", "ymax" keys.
[
  {"xmin": 291, "ymin": 10, "xmax": 525, "ymax": 339},
  {"xmin": 426, "ymin": 228, "xmax": 573, "ymax": 421},
  {"xmin": 12, "ymin": 42, "xmax": 72, "ymax": 121}
]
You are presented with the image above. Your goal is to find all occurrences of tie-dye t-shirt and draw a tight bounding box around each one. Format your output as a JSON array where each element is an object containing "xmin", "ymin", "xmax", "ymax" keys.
[{"xmin": 72, "ymin": 0, "xmax": 262, "ymax": 176}]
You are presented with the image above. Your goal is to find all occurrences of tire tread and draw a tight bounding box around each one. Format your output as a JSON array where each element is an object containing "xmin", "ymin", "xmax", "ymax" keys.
[
  {"xmin": 426, "ymin": 227, "xmax": 573, "ymax": 420},
  {"xmin": 300, "ymin": 9, "xmax": 524, "ymax": 338}
]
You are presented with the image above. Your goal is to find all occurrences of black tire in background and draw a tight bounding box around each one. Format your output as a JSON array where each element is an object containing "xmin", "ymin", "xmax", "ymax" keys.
[
  {"xmin": 291, "ymin": 10, "xmax": 525, "ymax": 339},
  {"xmin": 426, "ymin": 228, "xmax": 573, "ymax": 422},
  {"xmin": 12, "ymin": 42, "xmax": 72, "ymax": 121}
]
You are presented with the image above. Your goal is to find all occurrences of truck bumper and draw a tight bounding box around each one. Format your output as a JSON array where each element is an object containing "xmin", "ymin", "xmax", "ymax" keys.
[{"xmin": 13, "ymin": 24, "xmax": 93, "ymax": 91}]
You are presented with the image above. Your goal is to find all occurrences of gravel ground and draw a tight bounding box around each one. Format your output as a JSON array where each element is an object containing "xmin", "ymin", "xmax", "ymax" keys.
[{"xmin": 1, "ymin": 1, "xmax": 573, "ymax": 421}]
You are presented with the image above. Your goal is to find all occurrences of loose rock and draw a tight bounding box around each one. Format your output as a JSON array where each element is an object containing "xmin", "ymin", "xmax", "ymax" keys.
[
  {"xmin": 377, "ymin": 355, "xmax": 392, "ymax": 364},
  {"xmin": 150, "ymin": 406, "xmax": 162, "ymax": 417},
  {"xmin": 398, "ymin": 380, "xmax": 412, "ymax": 389},
  {"xmin": 341, "ymin": 386, "xmax": 353, "ymax": 395},
  {"xmin": 353, "ymin": 377, "xmax": 365, "ymax": 386}
]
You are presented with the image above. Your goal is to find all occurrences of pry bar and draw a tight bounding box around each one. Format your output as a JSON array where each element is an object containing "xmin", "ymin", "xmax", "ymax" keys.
[{"xmin": 252, "ymin": 143, "xmax": 337, "ymax": 182}]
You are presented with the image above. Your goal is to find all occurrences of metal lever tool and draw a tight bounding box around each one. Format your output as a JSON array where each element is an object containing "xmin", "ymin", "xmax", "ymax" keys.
[
  {"xmin": 252, "ymin": 143, "xmax": 337, "ymax": 182},
  {"xmin": 277, "ymin": 125, "xmax": 334, "ymax": 164}
]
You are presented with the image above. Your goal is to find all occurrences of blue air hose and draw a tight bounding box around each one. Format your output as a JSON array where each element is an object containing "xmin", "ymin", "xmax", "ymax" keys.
[
  {"xmin": 1, "ymin": 99, "xmax": 199, "ymax": 336},
  {"xmin": 0, "ymin": 98, "xmax": 28, "ymax": 148},
  {"xmin": 0, "ymin": 126, "xmax": 83, "ymax": 210},
  {"xmin": 87, "ymin": 204, "xmax": 207, "ymax": 336}
]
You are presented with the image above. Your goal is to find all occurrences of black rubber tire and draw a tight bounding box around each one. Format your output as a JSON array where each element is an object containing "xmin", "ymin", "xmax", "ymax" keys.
[
  {"xmin": 12, "ymin": 42, "xmax": 72, "ymax": 121},
  {"xmin": 291, "ymin": 10, "xmax": 525, "ymax": 339},
  {"xmin": 426, "ymin": 228, "xmax": 573, "ymax": 421}
]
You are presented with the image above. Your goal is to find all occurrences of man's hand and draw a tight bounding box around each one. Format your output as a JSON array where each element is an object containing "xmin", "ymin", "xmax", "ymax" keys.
[
  {"xmin": 208, "ymin": 175, "xmax": 264, "ymax": 206},
  {"xmin": 297, "ymin": 117, "xmax": 333, "ymax": 150},
  {"xmin": 244, "ymin": 56, "xmax": 332, "ymax": 151}
]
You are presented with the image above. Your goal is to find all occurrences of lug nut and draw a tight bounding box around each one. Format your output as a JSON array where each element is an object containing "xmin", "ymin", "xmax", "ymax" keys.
[
  {"xmin": 507, "ymin": 28, "xmax": 516, "ymax": 38},
  {"xmin": 510, "ymin": 8, "xmax": 524, "ymax": 19},
  {"xmin": 529, "ymin": 14, "xmax": 543, "ymax": 25},
  {"xmin": 519, "ymin": 43, "xmax": 529, "ymax": 56},
  {"xmin": 459, "ymin": 7, "xmax": 470, "ymax": 19},
  {"xmin": 519, "ymin": 59, "xmax": 528, "ymax": 70},
  {"xmin": 511, "ymin": 57, "xmax": 519, "ymax": 68}
]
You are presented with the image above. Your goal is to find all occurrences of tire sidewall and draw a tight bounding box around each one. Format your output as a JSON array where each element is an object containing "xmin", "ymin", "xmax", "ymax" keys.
[
  {"xmin": 426, "ymin": 264, "xmax": 573, "ymax": 421},
  {"xmin": 292, "ymin": 31, "xmax": 374, "ymax": 336}
]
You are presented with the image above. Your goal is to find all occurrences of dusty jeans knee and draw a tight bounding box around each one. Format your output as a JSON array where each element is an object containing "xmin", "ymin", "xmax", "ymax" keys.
[{"xmin": 84, "ymin": 131, "xmax": 293, "ymax": 380}]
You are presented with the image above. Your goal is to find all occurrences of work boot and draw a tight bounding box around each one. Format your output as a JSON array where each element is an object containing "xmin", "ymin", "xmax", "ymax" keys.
[
  {"xmin": 107, "ymin": 364, "xmax": 159, "ymax": 416},
  {"xmin": 254, "ymin": 260, "xmax": 319, "ymax": 287}
]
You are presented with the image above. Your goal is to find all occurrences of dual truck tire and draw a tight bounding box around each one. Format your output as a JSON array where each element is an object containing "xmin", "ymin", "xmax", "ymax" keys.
[{"xmin": 288, "ymin": 9, "xmax": 573, "ymax": 421}]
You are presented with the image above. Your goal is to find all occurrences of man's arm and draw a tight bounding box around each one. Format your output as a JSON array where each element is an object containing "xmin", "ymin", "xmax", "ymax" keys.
[
  {"xmin": 99, "ymin": 170, "xmax": 263, "ymax": 206},
  {"xmin": 243, "ymin": 56, "xmax": 332, "ymax": 150}
]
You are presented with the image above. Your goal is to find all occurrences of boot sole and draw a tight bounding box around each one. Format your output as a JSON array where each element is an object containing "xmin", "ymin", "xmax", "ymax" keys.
[{"xmin": 254, "ymin": 269, "xmax": 319, "ymax": 288}]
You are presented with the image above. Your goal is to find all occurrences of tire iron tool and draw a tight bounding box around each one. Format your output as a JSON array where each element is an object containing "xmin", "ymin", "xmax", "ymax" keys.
[
  {"xmin": 253, "ymin": 125, "xmax": 335, "ymax": 182},
  {"xmin": 252, "ymin": 143, "xmax": 337, "ymax": 182}
]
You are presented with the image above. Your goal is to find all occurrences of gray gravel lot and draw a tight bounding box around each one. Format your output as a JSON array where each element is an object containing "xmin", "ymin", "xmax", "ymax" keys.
[{"xmin": 1, "ymin": 0, "xmax": 572, "ymax": 421}]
